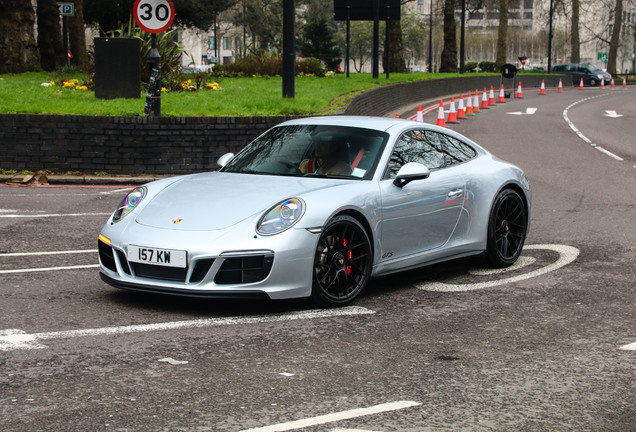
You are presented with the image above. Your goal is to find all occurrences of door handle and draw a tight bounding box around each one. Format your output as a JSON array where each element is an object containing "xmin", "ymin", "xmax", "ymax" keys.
[{"xmin": 447, "ymin": 188, "xmax": 464, "ymax": 199}]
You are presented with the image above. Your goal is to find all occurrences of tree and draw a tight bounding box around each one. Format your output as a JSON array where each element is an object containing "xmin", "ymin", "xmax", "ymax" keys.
[
  {"xmin": 0, "ymin": 0, "xmax": 40, "ymax": 73},
  {"xmin": 68, "ymin": 0, "xmax": 90, "ymax": 71},
  {"xmin": 607, "ymin": 0, "xmax": 623, "ymax": 74},
  {"xmin": 37, "ymin": 0, "xmax": 66, "ymax": 71},
  {"xmin": 439, "ymin": 0, "xmax": 457, "ymax": 72},
  {"xmin": 495, "ymin": 0, "xmax": 509, "ymax": 69},
  {"xmin": 298, "ymin": 18, "xmax": 342, "ymax": 71},
  {"xmin": 348, "ymin": 21, "xmax": 374, "ymax": 72},
  {"xmin": 383, "ymin": 20, "xmax": 408, "ymax": 73}
]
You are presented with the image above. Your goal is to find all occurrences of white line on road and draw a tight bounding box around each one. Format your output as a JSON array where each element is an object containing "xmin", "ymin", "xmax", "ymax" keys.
[
  {"xmin": 619, "ymin": 342, "xmax": 636, "ymax": 351},
  {"xmin": 0, "ymin": 212, "xmax": 111, "ymax": 218},
  {"xmin": 0, "ymin": 306, "xmax": 376, "ymax": 351},
  {"xmin": 0, "ymin": 249, "xmax": 97, "ymax": 257},
  {"xmin": 0, "ymin": 264, "xmax": 100, "ymax": 274},
  {"xmin": 416, "ymin": 244, "xmax": 579, "ymax": 292},
  {"xmin": 237, "ymin": 401, "xmax": 421, "ymax": 432}
]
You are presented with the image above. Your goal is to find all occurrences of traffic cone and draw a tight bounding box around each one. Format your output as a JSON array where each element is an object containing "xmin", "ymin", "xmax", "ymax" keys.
[
  {"xmin": 498, "ymin": 84, "xmax": 506, "ymax": 103},
  {"xmin": 488, "ymin": 85, "xmax": 496, "ymax": 105},
  {"xmin": 447, "ymin": 96, "xmax": 458, "ymax": 123},
  {"xmin": 480, "ymin": 88, "xmax": 489, "ymax": 109},
  {"xmin": 623, "ymin": 77, "xmax": 627, "ymax": 87},
  {"xmin": 457, "ymin": 94, "xmax": 466, "ymax": 119},
  {"xmin": 579, "ymin": 78, "xmax": 584, "ymax": 90},
  {"xmin": 395, "ymin": 113, "xmax": 400, "ymax": 118},
  {"xmin": 465, "ymin": 91, "xmax": 474, "ymax": 115},
  {"xmin": 436, "ymin": 100, "xmax": 446, "ymax": 127},
  {"xmin": 611, "ymin": 78, "xmax": 615, "ymax": 88},
  {"xmin": 516, "ymin": 81, "xmax": 523, "ymax": 98},
  {"xmin": 600, "ymin": 78, "xmax": 605, "ymax": 89},
  {"xmin": 472, "ymin": 90, "xmax": 480, "ymax": 113},
  {"xmin": 416, "ymin": 104, "xmax": 423, "ymax": 122},
  {"xmin": 558, "ymin": 79, "xmax": 563, "ymax": 92},
  {"xmin": 539, "ymin": 80, "xmax": 546, "ymax": 95}
]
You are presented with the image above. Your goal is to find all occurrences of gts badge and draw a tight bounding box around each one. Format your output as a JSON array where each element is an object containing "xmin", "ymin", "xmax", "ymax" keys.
[{"xmin": 382, "ymin": 252, "xmax": 394, "ymax": 259}]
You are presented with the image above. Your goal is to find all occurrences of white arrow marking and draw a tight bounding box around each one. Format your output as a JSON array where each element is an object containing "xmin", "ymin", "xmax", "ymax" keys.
[
  {"xmin": 507, "ymin": 107, "xmax": 537, "ymax": 115},
  {"xmin": 620, "ymin": 342, "xmax": 636, "ymax": 351},
  {"xmin": 604, "ymin": 110, "xmax": 623, "ymax": 118}
]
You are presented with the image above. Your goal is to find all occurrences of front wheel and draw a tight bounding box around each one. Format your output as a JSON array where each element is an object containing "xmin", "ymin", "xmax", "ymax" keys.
[
  {"xmin": 311, "ymin": 215, "xmax": 372, "ymax": 307},
  {"xmin": 589, "ymin": 78, "xmax": 597, "ymax": 86},
  {"xmin": 485, "ymin": 188, "xmax": 528, "ymax": 267}
]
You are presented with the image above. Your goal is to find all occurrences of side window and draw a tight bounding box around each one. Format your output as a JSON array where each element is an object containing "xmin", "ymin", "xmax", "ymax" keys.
[
  {"xmin": 440, "ymin": 134, "xmax": 477, "ymax": 166},
  {"xmin": 386, "ymin": 129, "xmax": 446, "ymax": 178}
]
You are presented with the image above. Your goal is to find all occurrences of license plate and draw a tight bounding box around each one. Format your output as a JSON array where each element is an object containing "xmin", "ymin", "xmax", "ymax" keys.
[{"xmin": 127, "ymin": 245, "xmax": 187, "ymax": 268}]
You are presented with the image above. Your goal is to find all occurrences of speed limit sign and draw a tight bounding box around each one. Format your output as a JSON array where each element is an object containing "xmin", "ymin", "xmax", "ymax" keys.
[{"xmin": 133, "ymin": 0, "xmax": 175, "ymax": 33}]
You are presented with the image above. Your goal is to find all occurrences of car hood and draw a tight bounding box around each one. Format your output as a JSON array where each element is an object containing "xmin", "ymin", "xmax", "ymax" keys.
[{"xmin": 135, "ymin": 172, "xmax": 350, "ymax": 231}]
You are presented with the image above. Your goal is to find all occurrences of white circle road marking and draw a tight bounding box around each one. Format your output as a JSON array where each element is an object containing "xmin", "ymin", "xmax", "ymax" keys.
[
  {"xmin": 416, "ymin": 244, "xmax": 579, "ymax": 292},
  {"xmin": 468, "ymin": 256, "xmax": 536, "ymax": 276}
]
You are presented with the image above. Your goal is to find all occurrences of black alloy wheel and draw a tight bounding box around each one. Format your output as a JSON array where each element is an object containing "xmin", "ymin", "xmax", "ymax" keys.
[
  {"xmin": 311, "ymin": 215, "xmax": 372, "ymax": 307},
  {"xmin": 485, "ymin": 188, "xmax": 528, "ymax": 267}
]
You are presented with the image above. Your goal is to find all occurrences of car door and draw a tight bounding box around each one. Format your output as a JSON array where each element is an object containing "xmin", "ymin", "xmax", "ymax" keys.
[{"xmin": 378, "ymin": 129, "xmax": 467, "ymax": 261}]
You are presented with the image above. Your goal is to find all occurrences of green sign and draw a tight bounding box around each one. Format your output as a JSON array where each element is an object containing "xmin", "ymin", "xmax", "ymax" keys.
[{"xmin": 597, "ymin": 51, "xmax": 608, "ymax": 63}]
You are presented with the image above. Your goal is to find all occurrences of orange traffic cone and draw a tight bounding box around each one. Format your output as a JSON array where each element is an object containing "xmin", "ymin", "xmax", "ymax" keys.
[
  {"xmin": 611, "ymin": 78, "xmax": 615, "ymax": 88},
  {"xmin": 465, "ymin": 91, "xmax": 474, "ymax": 115},
  {"xmin": 457, "ymin": 94, "xmax": 466, "ymax": 119},
  {"xmin": 480, "ymin": 88, "xmax": 489, "ymax": 109},
  {"xmin": 436, "ymin": 100, "xmax": 446, "ymax": 127},
  {"xmin": 623, "ymin": 77, "xmax": 627, "ymax": 87},
  {"xmin": 395, "ymin": 113, "xmax": 400, "ymax": 118},
  {"xmin": 558, "ymin": 79, "xmax": 563, "ymax": 92},
  {"xmin": 498, "ymin": 84, "xmax": 505, "ymax": 103},
  {"xmin": 488, "ymin": 85, "xmax": 495, "ymax": 105},
  {"xmin": 539, "ymin": 80, "xmax": 546, "ymax": 95},
  {"xmin": 579, "ymin": 78, "xmax": 584, "ymax": 90},
  {"xmin": 447, "ymin": 96, "xmax": 458, "ymax": 123},
  {"xmin": 600, "ymin": 78, "xmax": 605, "ymax": 89},
  {"xmin": 473, "ymin": 89, "xmax": 480, "ymax": 113},
  {"xmin": 516, "ymin": 81, "xmax": 523, "ymax": 98},
  {"xmin": 416, "ymin": 104, "xmax": 424, "ymax": 122}
]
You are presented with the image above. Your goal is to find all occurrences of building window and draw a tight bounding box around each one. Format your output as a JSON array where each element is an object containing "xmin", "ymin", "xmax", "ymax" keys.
[
  {"xmin": 208, "ymin": 37, "xmax": 215, "ymax": 50},
  {"xmin": 223, "ymin": 37, "xmax": 231, "ymax": 50}
]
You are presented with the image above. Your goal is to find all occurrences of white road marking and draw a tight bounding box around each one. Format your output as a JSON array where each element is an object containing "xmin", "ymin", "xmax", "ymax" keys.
[
  {"xmin": 0, "ymin": 264, "xmax": 100, "ymax": 274},
  {"xmin": 0, "ymin": 306, "xmax": 376, "ymax": 351},
  {"xmin": 330, "ymin": 429, "xmax": 383, "ymax": 432},
  {"xmin": 100, "ymin": 188, "xmax": 133, "ymax": 195},
  {"xmin": 619, "ymin": 342, "xmax": 636, "ymax": 351},
  {"xmin": 604, "ymin": 110, "xmax": 623, "ymax": 118},
  {"xmin": 238, "ymin": 401, "xmax": 421, "ymax": 432},
  {"xmin": 507, "ymin": 107, "xmax": 537, "ymax": 115},
  {"xmin": 158, "ymin": 357, "xmax": 189, "ymax": 365},
  {"xmin": 562, "ymin": 94, "xmax": 626, "ymax": 162},
  {"xmin": 0, "ymin": 249, "xmax": 97, "ymax": 257},
  {"xmin": 416, "ymin": 244, "xmax": 579, "ymax": 292},
  {"xmin": 469, "ymin": 256, "xmax": 536, "ymax": 276},
  {"xmin": 0, "ymin": 212, "xmax": 111, "ymax": 218}
]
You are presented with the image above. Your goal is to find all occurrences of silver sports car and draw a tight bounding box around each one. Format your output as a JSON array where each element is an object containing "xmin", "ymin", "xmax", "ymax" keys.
[{"xmin": 98, "ymin": 116, "xmax": 530, "ymax": 306}]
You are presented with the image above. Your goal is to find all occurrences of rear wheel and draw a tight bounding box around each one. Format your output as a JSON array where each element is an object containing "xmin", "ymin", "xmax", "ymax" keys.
[
  {"xmin": 311, "ymin": 215, "xmax": 372, "ymax": 307},
  {"xmin": 485, "ymin": 189, "xmax": 528, "ymax": 267},
  {"xmin": 589, "ymin": 78, "xmax": 597, "ymax": 86}
]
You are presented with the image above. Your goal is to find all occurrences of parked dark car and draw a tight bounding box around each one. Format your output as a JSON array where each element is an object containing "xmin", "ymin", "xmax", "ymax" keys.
[{"xmin": 552, "ymin": 63, "xmax": 613, "ymax": 86}]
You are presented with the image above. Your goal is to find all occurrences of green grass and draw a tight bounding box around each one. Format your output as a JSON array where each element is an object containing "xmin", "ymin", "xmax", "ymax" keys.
[{"xmin": 0, "ymin": 71, "xmax": 503, "ymax": 117}]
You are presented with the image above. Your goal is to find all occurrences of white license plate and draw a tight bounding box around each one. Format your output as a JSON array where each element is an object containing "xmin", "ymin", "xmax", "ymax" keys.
[{"xmin": 127, "ymin": 245, "xmax": 187, "ymax": 268}]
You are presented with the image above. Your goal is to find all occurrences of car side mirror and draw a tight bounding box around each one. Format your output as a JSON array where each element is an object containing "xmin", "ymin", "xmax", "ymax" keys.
[
  {"xmin": 393, "ymin": 162, "xmax": 430, "ymax": 187},
  {"xmin": 217, "ymin": 153, "xmax": 235, "ymax": 168}
]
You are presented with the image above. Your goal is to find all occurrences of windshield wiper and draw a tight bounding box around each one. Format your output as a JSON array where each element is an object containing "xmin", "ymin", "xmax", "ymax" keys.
[{"xmin": 303, "ymin": 173, "xmax": 357, "ymax": 180}]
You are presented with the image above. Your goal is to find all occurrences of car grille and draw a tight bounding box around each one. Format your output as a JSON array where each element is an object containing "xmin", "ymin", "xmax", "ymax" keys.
[{"xmin": 99, "ymin": 242, "xmax": 273, "ymax": 286}]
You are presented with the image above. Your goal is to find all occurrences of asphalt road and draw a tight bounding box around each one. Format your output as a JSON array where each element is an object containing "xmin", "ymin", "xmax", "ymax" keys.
[{"xmin": 1, "ymin": 86, "xmax": 634, "ymax": 431}]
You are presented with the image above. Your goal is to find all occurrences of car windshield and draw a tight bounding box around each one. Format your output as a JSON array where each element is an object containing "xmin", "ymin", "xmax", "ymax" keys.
[
  {"xmin": 221, "ymin": 124, "xmax": 390, "ymax": 180},
  {"xmin": 584, "ymin": 63, "xmax": 602, "ymax": 72}
]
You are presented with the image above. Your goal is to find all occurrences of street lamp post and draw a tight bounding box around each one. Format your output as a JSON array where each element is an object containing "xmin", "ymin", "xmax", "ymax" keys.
[{"xmin": 428, "ymin": 0, "xmax": 433, "ymax": 72}]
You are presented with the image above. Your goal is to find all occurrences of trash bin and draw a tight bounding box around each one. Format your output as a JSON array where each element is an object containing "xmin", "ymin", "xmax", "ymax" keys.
[{"xmin": 94, "ymin": 37, "xmax": 141, "ymax": 99}]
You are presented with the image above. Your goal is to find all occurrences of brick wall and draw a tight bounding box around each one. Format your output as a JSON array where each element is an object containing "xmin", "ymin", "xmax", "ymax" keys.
[{"xmin": 0, "ymin": 75, "xmax": 564, "ymax": 175}]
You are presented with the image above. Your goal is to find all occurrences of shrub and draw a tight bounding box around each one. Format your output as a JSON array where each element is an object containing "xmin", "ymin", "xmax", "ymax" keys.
[
  {"xmin": 212, "ymin": 56, "xmax": 325, "ymax": 77},
  {"xmin": 464, "ymin": 62, "xmax": 478, "ymax": 72},
  {"xmin": 478, "ymin": 61, "xmax": 496, "ymax": 72}
]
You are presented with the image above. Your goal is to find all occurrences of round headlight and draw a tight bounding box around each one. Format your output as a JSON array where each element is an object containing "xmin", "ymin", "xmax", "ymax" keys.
[
  {"xmin": 112, "ymin": 187, "xmax": 147, "ymax": 222},
  {"xmin": 257, "ymin": 198, "xmax": 305, "ymax": 235}
]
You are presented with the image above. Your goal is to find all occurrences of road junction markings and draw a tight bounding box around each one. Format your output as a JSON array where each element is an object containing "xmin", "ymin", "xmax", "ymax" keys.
[
  {"xmin": 507, "ymin": 107, "xmax": 537, "ymax": 115},
  {"xmin": 416, "ymin": 244, "xmax": 579, "ymax": 292},
  {"xmin": 0, "ymin": 306, "xmax": 375, "ymax": 352}
]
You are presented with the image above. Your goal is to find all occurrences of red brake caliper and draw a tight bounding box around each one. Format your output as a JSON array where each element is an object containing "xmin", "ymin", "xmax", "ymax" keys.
[{"xmin": 343, "ymin": 237, "xmax": 352, "ymax": 274}]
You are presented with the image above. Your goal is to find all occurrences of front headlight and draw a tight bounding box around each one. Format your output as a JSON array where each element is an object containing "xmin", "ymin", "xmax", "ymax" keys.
[
  {"xmin": 257, "ymin": 198, "xmax": 305, "ymax": 235},
  {"xmin": 112, "ymin": 186, "xmax": 147, "ymax": 222}
]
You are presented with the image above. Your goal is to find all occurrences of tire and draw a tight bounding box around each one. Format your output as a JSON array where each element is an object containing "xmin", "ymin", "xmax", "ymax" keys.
[
  {"xmin": 311, "ymin": 215, "xmax": 372, "ymax": 307},
  {"xmin": 589, "ymin": 78, "xmax": 597, "ymax": 86},
  {"xmin": 485, "ymin": 188, "xmax": 528, "ymax": 268}
]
